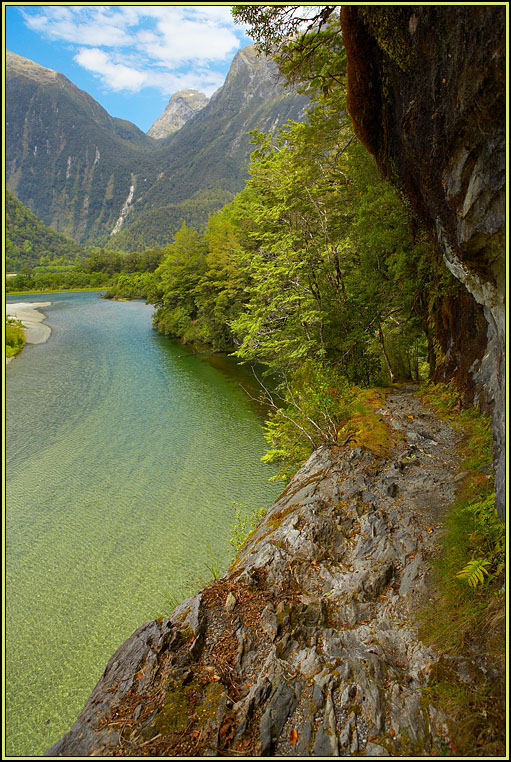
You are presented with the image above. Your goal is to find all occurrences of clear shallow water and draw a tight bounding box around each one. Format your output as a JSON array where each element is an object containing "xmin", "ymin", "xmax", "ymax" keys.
[{"xmin": 5, "ymin": 291, "xmax": 280, "ymax": 756}]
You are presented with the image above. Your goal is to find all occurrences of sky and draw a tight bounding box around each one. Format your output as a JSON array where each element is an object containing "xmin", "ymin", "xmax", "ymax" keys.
[{"xmin": 4, "ymin": 4, "xmax": 257, "ymax": 132}]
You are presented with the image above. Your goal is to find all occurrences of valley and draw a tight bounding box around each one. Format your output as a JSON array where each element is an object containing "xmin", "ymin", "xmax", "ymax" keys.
[{"xmin": 4, "ymin": 5, "xmax": 506, "ymax": 758}]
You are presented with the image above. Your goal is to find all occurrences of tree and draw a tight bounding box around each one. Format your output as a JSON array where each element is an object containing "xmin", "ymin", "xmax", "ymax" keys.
[{"xmin": 153, "ymin": 223, "xmax": 207, "ymax": 341}]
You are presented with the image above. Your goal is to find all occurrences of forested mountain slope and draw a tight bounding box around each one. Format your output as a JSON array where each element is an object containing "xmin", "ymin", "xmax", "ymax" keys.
[{"xmin": 6, "ymin": 189, "xmax": 85, "ymax": 271}]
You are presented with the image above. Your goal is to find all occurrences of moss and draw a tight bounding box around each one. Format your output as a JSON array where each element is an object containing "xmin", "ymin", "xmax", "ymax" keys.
[
  {"xmin": 359, "ymin": 7, "xmax": 414, "ymax": 72},
  {"xmin": 346, "ymin": 388, "xmax": 401, "ymax": 458},
  {"xmin": 147, "ymin": 676, "xmax": 225, "ymax": 745},
  {"xmin": 151, "ymin": 685, "xmax": 191, "ymax": 737}
]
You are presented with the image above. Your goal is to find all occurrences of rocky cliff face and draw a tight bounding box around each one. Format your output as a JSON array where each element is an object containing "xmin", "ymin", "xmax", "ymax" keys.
[
  {"xmin": 147, "ymin": 90, "xmax": 209, "ymax": 139},
  {"xmin": 339, "ymin": 6, "xmax": 506, "ymax": 518},
  {"xmin": 47, "ymin": 389, "xmax": 501, "ymax": 757}
]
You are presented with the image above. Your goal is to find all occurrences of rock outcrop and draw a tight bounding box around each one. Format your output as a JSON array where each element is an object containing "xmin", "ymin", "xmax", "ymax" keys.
[
  {"xmin": 147, "ymin": 90, "xmax": 209, "ymax": 139},
  {"xmin": 47, "ymin": 389, "xmax": 497, "ymax": 757},
  {"xmin": 339, "ymin": 6, "xmax": 506, "ymax": 518}
]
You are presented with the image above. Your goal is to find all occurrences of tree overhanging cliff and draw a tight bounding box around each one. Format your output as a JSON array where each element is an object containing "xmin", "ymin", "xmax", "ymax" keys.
[{"xmin": 338, "ymin": 5, "xmax": 506, "ymax": 518}]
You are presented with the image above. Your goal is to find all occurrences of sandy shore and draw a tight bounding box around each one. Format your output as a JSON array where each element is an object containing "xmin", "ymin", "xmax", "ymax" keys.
[{"xmin": 6, "ymin": 302, "xmax": 52, "ymax": 345}]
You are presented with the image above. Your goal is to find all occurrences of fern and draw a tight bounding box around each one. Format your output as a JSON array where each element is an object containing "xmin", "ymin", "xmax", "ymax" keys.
[{"xmin": 456, "ymin": 558, "xmax": 491, "ymax": 587}]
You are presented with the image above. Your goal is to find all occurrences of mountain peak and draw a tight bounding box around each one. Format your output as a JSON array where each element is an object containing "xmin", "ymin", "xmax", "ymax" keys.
[
  {"xmin": 7, "ymin": 50, "xmax": 58, "ymax": 82},
  {"xmin": 147, "ymin": 89, "xmax": 209, "ymax": 139}
]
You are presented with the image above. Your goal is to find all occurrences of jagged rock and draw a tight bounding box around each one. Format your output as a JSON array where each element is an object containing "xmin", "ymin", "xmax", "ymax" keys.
[
  {"xmin": 147, "ymin": 89, "xmax": 209, "ymax": 138},
  {"xmin": 363, "ymin": 741, "xmax": 390, "ymax": 756},
  {"xmin": 46, "ymin": 390, "xmax": 467, "ymax": 757}
]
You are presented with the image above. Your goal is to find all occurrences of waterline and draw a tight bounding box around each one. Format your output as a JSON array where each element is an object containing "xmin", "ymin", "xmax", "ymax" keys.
[{"xmin": 5, "ymin": 291, "xmax": 279, "ymax": 755}]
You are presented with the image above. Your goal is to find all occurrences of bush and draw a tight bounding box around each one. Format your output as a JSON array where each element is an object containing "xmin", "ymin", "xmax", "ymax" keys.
[
  {"xmin": 260, "ymin": 359, "xmax": 358, "ymax": 480},
  {"xmin": 5, "ymin": 319, "xmax": 26, "ymax": 357}
]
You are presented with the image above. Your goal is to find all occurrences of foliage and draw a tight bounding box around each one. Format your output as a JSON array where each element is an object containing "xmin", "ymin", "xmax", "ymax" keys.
[
  {"xmin": 150, "ymin": 36, "xmax": 451, "ymax": 479},
  {"xmin": 456, "ymin": 558, "xmax": 490, "ymax": 587},
  {"xmin": 5, "ymin": 189, "xmax": 84, "ymax": 271},
  {"xmin": 260, "ymin": 360, "xmax": 358, "ymax": 480},
  {"xmin": 232, "ymin": 6, "xmax": 343, "ymax": 92},
  {"xmin": 418, "ymin": 384, "xmax": 504, "ymax": 754},
  {"xmin": 104, "ymin": 272, "xmax": 160, "ymax": 301},
  {"xmin": 230, "ymin": 502, "xmax": 267, "ymax": 556},
  {"xmin": 5, "ymin": 319, "xmax": 26, "ymax": 358},
  {"xmin": 5, "ymin": 268, "xmax": 114, "ymax": 293}
]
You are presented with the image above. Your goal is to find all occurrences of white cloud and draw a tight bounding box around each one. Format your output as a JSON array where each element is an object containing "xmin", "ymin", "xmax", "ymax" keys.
[
  {"xmin": 20, "ymin": 5, "xmax": 250, "ymax": 95},
  {"xmin": 74, "ymin": 48, "xmax": 147, "ymax": 92}
]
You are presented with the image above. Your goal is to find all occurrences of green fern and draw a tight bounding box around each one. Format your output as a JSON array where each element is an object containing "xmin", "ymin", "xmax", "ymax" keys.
[{"xmin": 456, "ymin": 558, "xmax": 491, "ymax": 587}]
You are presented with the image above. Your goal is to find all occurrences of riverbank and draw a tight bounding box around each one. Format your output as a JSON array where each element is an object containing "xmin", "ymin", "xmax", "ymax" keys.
[
  {"xmin": 5, "ymin": 302, "xmax": 52, "ymax": 362},
  {"xmin": 6, "ymin": 287, "xmax": 106, "ymax": 295},
  {"xmin": 46, "ymin": 387, "xmax": 505, "ymax": 757}
]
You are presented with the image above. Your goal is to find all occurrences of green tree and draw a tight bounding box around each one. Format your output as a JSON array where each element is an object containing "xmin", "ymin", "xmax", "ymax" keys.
[{"xmin": 153, "ymin": 223, "xmax": 207, "ymax": 342}]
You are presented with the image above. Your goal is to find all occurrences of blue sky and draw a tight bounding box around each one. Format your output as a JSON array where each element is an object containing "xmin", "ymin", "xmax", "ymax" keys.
[{"xmin": 5, "ymin": 4, "xmax": 256, "ymax": 132}]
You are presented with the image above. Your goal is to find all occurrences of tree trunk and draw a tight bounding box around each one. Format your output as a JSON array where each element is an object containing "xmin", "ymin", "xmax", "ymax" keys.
[{"xmin": 378, "ymin": 325, "xmax": 396, "ymax": 383}]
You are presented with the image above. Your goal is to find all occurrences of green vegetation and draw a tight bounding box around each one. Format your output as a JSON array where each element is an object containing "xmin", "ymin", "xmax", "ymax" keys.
[
  {"xmin": 230, "ymin": 502, "xmax": 268, "ymax": 556},
  {"xmin": 151, "ymin": 25, "xmax": 450, "ymax": 474},
  {"xmin": 418, "ymin": 382, "xmax": 505, "ymax": 756},
  {"xmin": 6, "ymin": 189, "xmax": 84, "ymax": 271},
  {"xmin": 5, "ymin": 318, "xmax": 26, "ymax": 358},
  {"xmin": 5, "ymin": 196, "xmax": 166, "ymax": 296}
]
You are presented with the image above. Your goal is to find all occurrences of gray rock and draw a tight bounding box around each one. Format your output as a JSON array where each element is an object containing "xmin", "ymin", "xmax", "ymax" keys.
[
  {"xmin": 362, "ymin": 741, "xmax": 390, "ymax": 756},
  {"xmin": 260, "ymin": 683, "xmax": 298, "ymax": 755},
  {"xmin": 225, "ymin": 591, "xmax": 237, "ymax": 613}
]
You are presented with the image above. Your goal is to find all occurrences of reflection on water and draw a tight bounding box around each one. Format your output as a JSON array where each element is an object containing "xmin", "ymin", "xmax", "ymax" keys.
[{"xmin": 5, "ymin": 291, "xmax": 279, "ymax": 755}]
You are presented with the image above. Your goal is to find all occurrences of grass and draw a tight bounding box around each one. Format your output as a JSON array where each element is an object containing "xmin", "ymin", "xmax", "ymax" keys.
[
  {"xmin": 417, "ymin": 381, "xmax": 505, "ymax": 756},
  {"xmin": 229, "ymin": 501, "xmax": 268, "ymax": 558},
  {"xmin": 5, "ymin": 319, "xmax": 26, "ymax": 358}
]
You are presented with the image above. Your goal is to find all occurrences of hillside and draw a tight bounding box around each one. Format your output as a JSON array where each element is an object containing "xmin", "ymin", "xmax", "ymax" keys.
[
  {"xmin": 6, "ymin": 46, "xmax": 308, "ymax": 251},
  {"xmin": 6, "ymin": 188, "xmax": 85, "ymax": 271},
  {"xmin": 5, "ymin": 51, "xmax": 158, "ymax": 246}
]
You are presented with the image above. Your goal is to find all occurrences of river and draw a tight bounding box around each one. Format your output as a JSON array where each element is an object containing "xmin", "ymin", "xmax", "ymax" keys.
[{"xmin": 5, "ymin": 291, "xmax": 280, "ymax": 756}]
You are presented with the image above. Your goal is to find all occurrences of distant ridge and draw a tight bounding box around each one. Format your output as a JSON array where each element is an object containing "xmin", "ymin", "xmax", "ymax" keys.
[{"xmin": 6, "ymin": 45, "xmax": 309, "ymax": 250}]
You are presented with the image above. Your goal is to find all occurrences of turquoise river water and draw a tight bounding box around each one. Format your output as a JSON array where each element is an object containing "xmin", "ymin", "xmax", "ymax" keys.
[{"xmin": 5, "ymin": 291, "xmax": 281, "ymax": 756}]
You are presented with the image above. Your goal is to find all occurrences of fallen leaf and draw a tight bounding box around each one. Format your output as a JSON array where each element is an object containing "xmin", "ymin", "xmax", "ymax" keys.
[
  {"xmin": 390, "ymin": 727, "xmax": 395, "ymax": 738},
  {"xmin": 289, "ymin": 728, "xmax": 298, "ymax": 745}
]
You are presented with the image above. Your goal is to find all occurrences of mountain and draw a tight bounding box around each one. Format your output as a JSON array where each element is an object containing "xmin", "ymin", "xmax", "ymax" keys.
[
  {"xmin": 6, "ymin": 46, "xmax": 309, "ymax": 250},
  {"xmin": 147, "ymin": 89, "xmax": 209, "ymax": 139},
  {"xmin": 6, "ymin": 189, "xmax": 85, "ymax": 271},
  {"xmin": 5, "ymin": 51, "xmax": 159, "ymax": 246}
]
